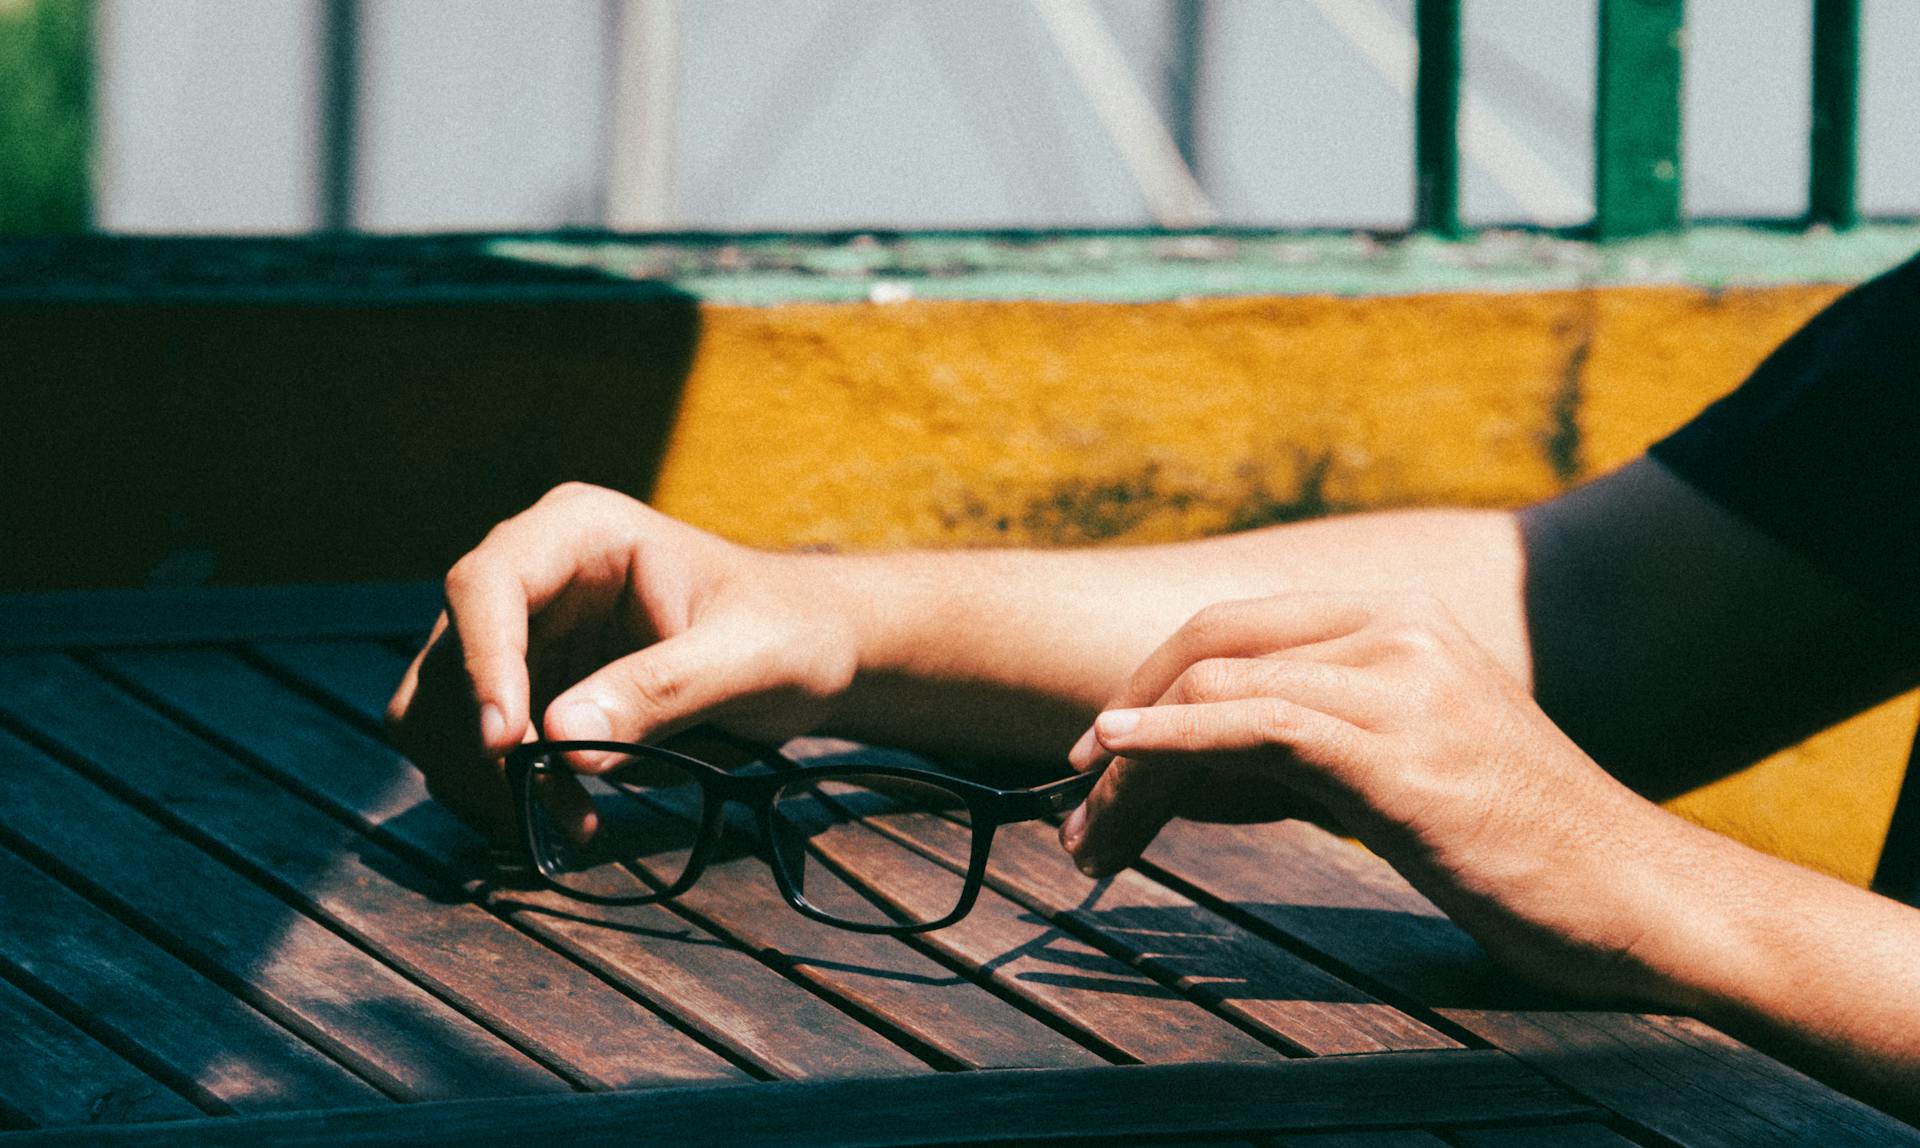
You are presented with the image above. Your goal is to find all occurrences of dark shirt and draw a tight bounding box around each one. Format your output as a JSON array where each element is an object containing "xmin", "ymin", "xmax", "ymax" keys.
[
  {"xmin": 1649, "ymin": 253, "xmax": 1920, "ymax": 616},
  {"xmin": 1651, "ymin": 253, "xmax": 1920, "ymax": 898}
]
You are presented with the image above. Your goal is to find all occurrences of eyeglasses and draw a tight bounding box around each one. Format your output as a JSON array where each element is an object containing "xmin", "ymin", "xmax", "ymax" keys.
[{"xmin": 504, "ymin": 736, "xmax": 1104, "ymax": 934}]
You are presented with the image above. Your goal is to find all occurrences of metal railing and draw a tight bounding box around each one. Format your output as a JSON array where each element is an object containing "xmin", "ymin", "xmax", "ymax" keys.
[{"xmin": 1415, "ymin": 0, "xmax": 1862, "ymax": 240}]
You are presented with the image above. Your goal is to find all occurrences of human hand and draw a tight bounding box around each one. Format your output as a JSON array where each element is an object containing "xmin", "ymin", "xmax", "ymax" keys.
[
  {"xmin": 1060, "ymin": 592, "xmax": 1689, "ymax": 1002},
  {"xmin": 386, "ymin": 483, "xmax": 859, "ymax": 842}
]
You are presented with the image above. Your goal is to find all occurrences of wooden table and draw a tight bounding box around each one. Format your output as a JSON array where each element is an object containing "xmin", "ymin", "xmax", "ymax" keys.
[{"xmin": 0, "ymin": 585, "xmax": 1911, "ymax": 1147}]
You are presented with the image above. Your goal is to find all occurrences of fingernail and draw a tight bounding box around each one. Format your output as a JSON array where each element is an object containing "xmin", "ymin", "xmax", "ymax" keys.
[
  {"xmin": 479, "ymin": 703, "xmax": 506, "ymax": 749},
  {"xmin": 1067, "ymin": 726, "xmax": 1098, "ymax": 769},
  {"xmin": 1096, "ymin": 709, "xmax": 1140, "ymax": 738},
  {"xmin": 555, "ymin": 699, "xmax": 612, "ymax": 741},
  {"xmin": 1077, "ymin": 858, "xmax": 1105, "ymax": 878},
  {"xmin": 1061, "ymin": 804, "xmax": 1087, "ymax": 850}
]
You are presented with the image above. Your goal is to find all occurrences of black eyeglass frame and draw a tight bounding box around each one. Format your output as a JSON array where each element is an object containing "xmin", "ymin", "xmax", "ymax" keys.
[{"xmin": 505, "ymin": 739, "xmax": 1104, "ymax": 935}]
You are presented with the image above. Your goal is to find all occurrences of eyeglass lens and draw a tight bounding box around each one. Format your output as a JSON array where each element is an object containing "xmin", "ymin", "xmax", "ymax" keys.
[
  {"xmin": 527, "ymin": 752, "xmax": 706, "ymax": 898},
  {"xmin": 768, "ymin": 772, "xmax": 974, "ymax": 929}
]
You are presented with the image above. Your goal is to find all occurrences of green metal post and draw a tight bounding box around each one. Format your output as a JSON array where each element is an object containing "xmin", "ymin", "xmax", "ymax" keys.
[
  {"xmin": 320, "ymin": 0, "xmax": 361, "ymax": 232},
  {"xmin": 1809, "ymin": 0, "xmax": 1860, "ymax": 229},
  {"xmin": 1414, "ymin": 0, "xmax": 1462, "ymax": 237},
  {"xmin": 0, "ymin": 0, "xmax": 91, "ymax": 233},
  {"xmin": 1594, "ymin": 0, "xmax": 1684, "ymax": 239}
]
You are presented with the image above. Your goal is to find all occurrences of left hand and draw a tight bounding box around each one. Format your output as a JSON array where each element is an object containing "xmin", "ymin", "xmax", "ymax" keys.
[{"xmin": 1060, "ymin": 592, "xmax": 1692, "ymax": 1003}]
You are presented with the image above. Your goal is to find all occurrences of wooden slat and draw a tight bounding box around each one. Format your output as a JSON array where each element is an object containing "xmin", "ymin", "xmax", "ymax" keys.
[
  {"xmin": 1451, "ymin": 1122, "xmax": 1644, "ymax": 1146},
  {"xmin": 0, "ymin": 844, "xmax": 382, "ymax": 1115},
  {"xmin": 0, "ymin": 726, "xmax": 563, "ymax": 1102},
  {"xmin": 1441, "ymin": 1009, "xmax": 1920, "ymax": 1148},
  {"xmin": 1145, "ymin": 820, "xmax": 1494, "ymax": 1006},
  {"xmin": 1273, "ymin": 1131, "xmax": 1451, "ymax": 1148},
  {"xmin": 0, "ymin": 583, "xmax": 439, "ymax": 651},
  {"xmin": 1, "ymin": 1053, "xmax": 1595, "ymax": 1148},
  {"xmin": 248, "ymin": 639, "xmax": 414, "ymax": 722},
  {"xmin": 0, "ymin": 975, "xmax": 203, "ymax": 1128},
  {"xmin": 95, "ymin": 648, "xmax": 931, "ymax": 1080},
  {"xmin": 1140, "ymin": 819, "xmax": 1920, "ymax": 1147},
  {"xmin": 0, "ymin": 654, "xmax": 746, "ymax": 1092},
  {"xmin": 853, "ymin": 798, "xmax": 1458, "ymax": 1056}
]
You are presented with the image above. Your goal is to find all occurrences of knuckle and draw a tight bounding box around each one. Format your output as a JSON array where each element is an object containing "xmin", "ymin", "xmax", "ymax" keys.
[
  {"xmin": 1383, "ymin": 621, "xmax": 1446, "ymax": 661},
  {"xmin": 1180, "ymin": 601, "xmax": 1235, "ymax": 646},
  {"xmin": 621, "ymin": 657, "xmax": 684, "ymax": 715},
  {"xmin": 544, "ymin": 480, "xmax": 606, "ymax": 505},
  {"xmin": 1181, "ymin": 658, "xmax": 1238, "ymax": 701},
  {"xmin": 441, "ymin": 555, "xmax": 483, "ymax": 601},
  {"xmin": 1168, "ymin": 705, "xmax": 1209, "ymax": 745},
  {"xmin": 1253, "ymin": 698, "xmax": 1297, "ymax": 742}
]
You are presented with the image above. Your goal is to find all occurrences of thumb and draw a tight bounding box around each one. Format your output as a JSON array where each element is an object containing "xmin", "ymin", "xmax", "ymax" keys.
[{"xmin": 543, "ymin": 620, "xmax": 790, "ymax": 763}]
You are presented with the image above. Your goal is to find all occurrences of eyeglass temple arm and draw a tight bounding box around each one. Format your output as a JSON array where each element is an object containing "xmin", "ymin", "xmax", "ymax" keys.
[{"xmin": 1019, "ymin": 762, "xmax": 1109, "ymax": 818}]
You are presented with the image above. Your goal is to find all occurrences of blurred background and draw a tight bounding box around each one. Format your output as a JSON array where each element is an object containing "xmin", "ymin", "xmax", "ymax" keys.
[{"xmin": 2, "ymin": 0, "xmax": 1915, "ymax": 237}]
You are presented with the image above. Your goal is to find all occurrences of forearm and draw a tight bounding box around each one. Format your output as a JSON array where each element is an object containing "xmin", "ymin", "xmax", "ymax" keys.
[
  {"xmin": 1628, "ymin": 818, "xmax": 1920, "ymax": 1120},
  {"xmin": 807, "ymin": 507, "xmax": 1528, "ymax": 760}
]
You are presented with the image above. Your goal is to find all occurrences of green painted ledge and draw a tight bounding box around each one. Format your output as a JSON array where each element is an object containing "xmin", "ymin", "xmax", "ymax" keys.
[
  {"xmin": 5, "ymin": 224, "xmax": 1917, "ymax": 307},
  {"xmin": 490, "ymin": 223, "xmax": 1920, "ymax": 304}
]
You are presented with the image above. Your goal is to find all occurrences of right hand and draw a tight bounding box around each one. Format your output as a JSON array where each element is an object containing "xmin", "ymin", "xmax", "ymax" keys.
[{"xmin": 385, "ymin": 483, "xmax": 860, "ymax": 842}]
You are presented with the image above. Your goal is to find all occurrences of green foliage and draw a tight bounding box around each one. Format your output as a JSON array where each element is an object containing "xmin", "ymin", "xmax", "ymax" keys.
[{"xmin": 0, "ymin": 0, "xmax": 90, "ymax": 233}]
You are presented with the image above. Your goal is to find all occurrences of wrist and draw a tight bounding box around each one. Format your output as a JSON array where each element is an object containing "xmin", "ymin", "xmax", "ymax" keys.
[{"xmin": 774, "ymin": 550, "xmax": 916, "ymax": 677}]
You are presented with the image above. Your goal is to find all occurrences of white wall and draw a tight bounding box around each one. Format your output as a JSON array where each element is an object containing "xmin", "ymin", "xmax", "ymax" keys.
[{"xmin": 90, "ymin": 0, "xmax": 1919, "ymax": 234}]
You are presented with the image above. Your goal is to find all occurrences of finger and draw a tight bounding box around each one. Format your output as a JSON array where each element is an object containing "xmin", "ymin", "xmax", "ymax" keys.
[
  {"xmin": 1119, "ymin": 596, "xmax": 1378, "ymax": 709},
  {"xmin": 1060, "ymin": 754, "xmax": 1181, "ymax": 878},
  {"xmin": 1095, "ymin": 696, "xmax": 1357, "ymax": 761},
  {"xmin": 533, "ymin": 769, "xmax": 600, "ymax": 846},
  {"xmin": 1066, "ymin": 598, "xmax": 1378, "ymax": 773},
  {"xmin": 544, "ymin": 619, "xmax": 794, "ymax": 769},
  {"xmin": 441, "ymin": 560, "xmax": 539, "ymax": 758},
  {"xmin": 442, "ymin": 502, "xmax": 649, "ymax": 755},
  {"xmin": 1074, "ymin": 656, "xmax": 1355, "ymax": 775},
  {"xmin": 1072, "ymin": 696, "xmax": 1367, "ymax": 875},
  {"xmin": 1159, "ymin": 656, "xmax": 1392, "ymax": 727},
  {"xmin": 385, "ymin": 612, "xmax": 448, "ymax": 739},
  {"xmin": 422, "ymin": 751, "xmax": 520, "ymax": 844}
]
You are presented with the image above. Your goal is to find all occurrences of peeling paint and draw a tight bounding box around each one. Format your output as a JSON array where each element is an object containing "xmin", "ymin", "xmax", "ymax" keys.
[{"xmin": 1545, "ymin": 312, "xmax": 1594, "ymax": 483}]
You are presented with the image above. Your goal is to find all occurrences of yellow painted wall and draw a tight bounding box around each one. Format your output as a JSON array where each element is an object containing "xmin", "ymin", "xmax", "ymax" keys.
[{"xmin": 649, "ymin": 282, "xmax": 1913, "ymax": 887}]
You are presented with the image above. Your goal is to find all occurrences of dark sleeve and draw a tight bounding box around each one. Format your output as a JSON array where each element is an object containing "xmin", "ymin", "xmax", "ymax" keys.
[{"xmin": 1647, "ymin": 253, "xmax": 1920, "ymax": 614}]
